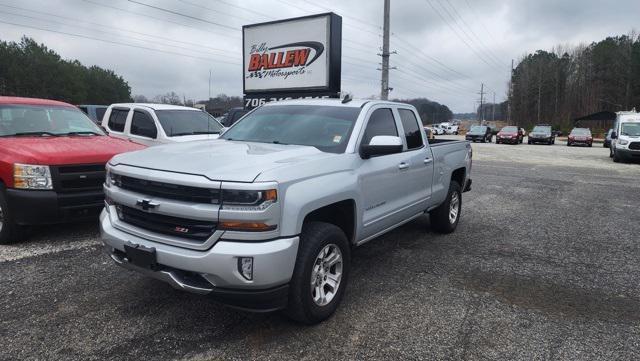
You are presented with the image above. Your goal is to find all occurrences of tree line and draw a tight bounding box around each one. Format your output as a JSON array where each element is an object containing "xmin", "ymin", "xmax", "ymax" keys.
[
  {"xmin": 394, "ymin": 98, "xmax": 453, "ymax": 124},
  {"xmin": 509, "ymin": 32, "xmax": 640, "ymax": 132},
  {"xmin": 0, "ymin": 37, "xmax": 131, "ymax": 104}
]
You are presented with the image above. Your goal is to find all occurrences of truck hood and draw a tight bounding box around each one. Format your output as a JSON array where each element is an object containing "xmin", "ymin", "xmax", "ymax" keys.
[
  {"xmin": 110, "ymin": 139, "xmax": 336, "ymax": 183},
  {"xmin": 0, "ymin": 135, "xmax": 144, "ymax": 165},
  {"xmin": 169, "ymin": 134, "xmax": 220, "ymax": 142}
]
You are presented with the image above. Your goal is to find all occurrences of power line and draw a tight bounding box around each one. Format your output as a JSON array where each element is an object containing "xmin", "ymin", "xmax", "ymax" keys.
[
  {"xmin": 80, "ymin": 0, "xmax": 240, "ymax": 38},
  {"xmin": 424, "ymin": 0, "xmax": 502, "ymax": 72},
  {"xmin": 175, "ymin": 0, "xmax": 258, "ymax": 23},
  {"xmin": 0, "ymin": 18, "xmax": 241, "ymax": 65},
  {"xmin": 439, "ymin": 0, "xmax": 504, "ymax": 67},
  {"xmin": 210, "ymin": 0, "xmax": 275, "ymax": 20},
  {"xmin": 0, "ymin": 3, "xmax": 235, "ymax": 54},
  {"xmin": 127, "ymin": 0, "xmax": 238, "ymax": 32},
  {"xmin": 0, "ymin": 9, "xmax": 239, "ymax": 60}
]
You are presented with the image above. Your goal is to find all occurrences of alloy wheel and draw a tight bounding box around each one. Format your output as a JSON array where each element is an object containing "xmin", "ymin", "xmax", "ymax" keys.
[
  {"xmin": 310, "ymin": 244, "xmax": 343, "ymax": 307},
  {"xmin": 449, "ymin": 191, "xmax": 460, "ymax": 224}
]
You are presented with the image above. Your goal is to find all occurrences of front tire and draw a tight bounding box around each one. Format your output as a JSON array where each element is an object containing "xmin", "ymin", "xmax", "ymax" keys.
[
  {"xmin": 613, "ymin": 149, "xmax": 622, "ymax": 163},
  {"xmin": 0, "ymin": 186, "xmax": 21, "ymax": 245},
  {"xmin": 429, "ymin": 181, "xmax": 462, "ymax": 234},
  {"xmin": 285, "ymin": 222, "xmax": 350, "ymax": 324}
]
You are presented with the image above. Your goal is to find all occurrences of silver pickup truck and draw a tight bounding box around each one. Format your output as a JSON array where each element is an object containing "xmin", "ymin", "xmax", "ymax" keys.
[{"xmin": 101, "ymin": 99, "xmax": 472, "ymax": 324}]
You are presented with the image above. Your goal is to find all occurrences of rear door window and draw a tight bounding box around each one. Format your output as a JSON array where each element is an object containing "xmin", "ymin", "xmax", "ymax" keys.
[
  {"xmin": 95, "ymin": 107, "xmax": 107, "ymax": 123},
  {"xmin": 398, "ymin": 109, "xmax": 424, "ymax": 149},
  {"xmin": 362, "ymin": 108, "xmax": 398, "ymax": 145},
  {"xmin": 130, "ymin": 110, "xmax": 157, "ymax": 138},
  {"xmin": 107, "ymin": 108, "xmax": 128, "ymax": 132}
]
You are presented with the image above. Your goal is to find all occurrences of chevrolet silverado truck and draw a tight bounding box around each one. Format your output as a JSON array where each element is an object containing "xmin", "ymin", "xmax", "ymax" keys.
[
  {"xmin": 0, "ymin": 96, "xmax": 144, "ymax": 244},
  {"xmin": 101, "ymin": 99, "xmax": 473, "ymax": 324}
]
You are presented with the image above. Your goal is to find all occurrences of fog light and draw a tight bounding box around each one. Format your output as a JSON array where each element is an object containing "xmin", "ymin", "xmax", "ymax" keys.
[{"xmin": 238, "ymin": 257, "xmax": 253, "ymax": 281}]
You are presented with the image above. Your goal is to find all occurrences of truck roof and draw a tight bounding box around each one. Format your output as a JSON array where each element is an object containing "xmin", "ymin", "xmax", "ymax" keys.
[
  {"xmin": 110, "ymin": 103, "xmax": 202, "ymax": 111},
  {"xmin": 0, "ymin": 96, "xmax": 75, "ymax": 107},
  {"xmin": 262, "ymin": 98, "xmax": 409, "ymax": 108}
]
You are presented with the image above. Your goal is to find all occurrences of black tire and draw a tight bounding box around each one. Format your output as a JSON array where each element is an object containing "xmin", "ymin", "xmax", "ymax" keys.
[
  {"xmin": 0, "ymin": 185, "xmax": 21, "ymax": 245},
  {"xmin": 609, "ymin": 147, "xmax": 614, "ymax": 158},
  {"xmin": 429, "ymin": 181, "xmax": 462, "ymax": 234},
  {"xmin": 285, "ymin": 222, "xmax": 350, "ymax": 324},
  {"xmin": 613, "ymin": 149, "xmax": 622, "ymax": 163},
  {"xmin": 567, "ymin": 142, "xmax": 571, "ymax": 147},
  {"xmin": 588, "ymin": 143, "xmax": 592, "ymax": 147},
  {"xmin": 528, "ymin": 140, "xmax": 532, "ymax": 145}
]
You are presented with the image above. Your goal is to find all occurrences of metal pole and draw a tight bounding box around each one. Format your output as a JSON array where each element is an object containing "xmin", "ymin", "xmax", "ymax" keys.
[
  {"xmin": 208, "ymin": 69, "xmax": 212, "ymax": 100},
  {"xmin": 478, "ymin": 83, "xmax": 485, "ymax": 124},
  {"xmin": 380, "ymin": 0, "xmax": 391, "ymax": 100},
  {"xmin": 508, "ymin": 59, "xmax": 513, "ymax": 124},
  {"xmin": 492, "ymin": 92, "xmax": 496, "ymax": 121}
]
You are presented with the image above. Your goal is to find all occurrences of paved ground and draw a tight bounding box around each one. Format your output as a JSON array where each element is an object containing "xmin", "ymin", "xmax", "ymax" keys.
[{"xmin": 1, "ymin": 138, "xmax": 639, "ymax": 360}]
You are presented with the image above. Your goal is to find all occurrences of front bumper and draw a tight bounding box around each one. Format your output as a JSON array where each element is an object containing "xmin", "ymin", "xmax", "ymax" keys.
[
  {"xmin": 5, "ymin": 188, "xmax": 104, "ymax": 225},
  {"xmin": 529, "ymin": 137, "xmax": 551, "ymax": 143},
  {"xmin": 100, "ymin": 210, "xmax": 299, "ymax": 310},
  {"xmin": 497, "ymin": 137, "xmax": 518, "ymax": 143},
  {"xmin": 615, "ymin": 148, "xmax": 640, "ymax": 160}
]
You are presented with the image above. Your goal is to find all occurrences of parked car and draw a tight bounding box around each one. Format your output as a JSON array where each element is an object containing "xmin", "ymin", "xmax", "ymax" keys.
[
  {"xmin": 567, "ymin": 128, "xmax": 593, "ymax": 147},
  {"xmin": 431, "ymin": 124, "xmax": 446, "ymax": 135},
  {"xmin": 101, "ymin": 103, "xmax": 224, "ymax": 146},
  {"xmin": 528, "ymin": 125, "xmax": 555, "ymax": 145},
  {"xmin": 445, "ymin": 125, "xmax": 459, "ymax": 135},
  {"xmin": 610, "ymin": 110, "xmax": 640, "ymax": 162},
  {"xmin": 496, "ymin": 126, "xmax": 524, "ymax": 144},
  {"xmin": 604, "ymin": 129, "xmax": 613, "ymax": 148},
  {"xmin": 465, "ymin": 125, "xmax": 492, "ymax": 142},
  {"xmin": 424, "ymin": 126, "xmax": 435, "ymax": 140},
  {"xmin": 77, "ymin": 105, "xmax": 108, "ymax": 125},
  {"xmin": 0, "ymin": 96, "xmax": 144, "ymax": 244},
  {"xmin": 101, "ymin": 98, "xmax": 473, "ymax": 324},
  {"xmin": 219, "ymin": 107, "xmax": 249, "ymax": 127}
]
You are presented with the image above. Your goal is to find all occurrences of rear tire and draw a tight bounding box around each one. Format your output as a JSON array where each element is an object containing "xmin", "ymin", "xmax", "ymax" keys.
[
  {"xmin": 429, "ymin": 181, "xmax": 462, "ymax": 234},
  {"xmin": 0, "ymin": 186, "xmax": 22, "ymax": 245},
  {"xmin": 285, "ymin": 222, "xmax": 350, "ymax": 324}
]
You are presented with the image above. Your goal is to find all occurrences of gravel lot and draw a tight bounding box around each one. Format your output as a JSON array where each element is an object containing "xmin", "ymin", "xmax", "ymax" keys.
[{"xmin": 1, "ymin": 138, "xmax": 639, "ymax": 360}]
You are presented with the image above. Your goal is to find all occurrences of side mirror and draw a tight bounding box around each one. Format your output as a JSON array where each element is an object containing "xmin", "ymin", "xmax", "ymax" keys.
[
  {"xmin": 360, "ymin": 135, "xmax": 403, "ymax": 159},
  {"xmin": 611, "ymin": 132, "xmax": 618, "ymax": 139}
]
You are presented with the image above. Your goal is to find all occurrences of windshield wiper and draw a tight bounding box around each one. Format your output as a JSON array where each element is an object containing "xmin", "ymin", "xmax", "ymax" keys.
[
  {"xmin": 9, "ymin": 131, "xmax": 61, "ymax": 137},
  {"xmin": 272, "ymin": 140, "xmax": 288, "ymax": 145},
  {"xmin": 62, "ymin": 131, "xmax": 102, "ymax": 136}
]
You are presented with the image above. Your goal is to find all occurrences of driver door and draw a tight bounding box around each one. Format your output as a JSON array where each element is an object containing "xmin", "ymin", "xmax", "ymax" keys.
[{"xmin": 358, "ymin": 107, "xmax": 413, "ymax": 241}]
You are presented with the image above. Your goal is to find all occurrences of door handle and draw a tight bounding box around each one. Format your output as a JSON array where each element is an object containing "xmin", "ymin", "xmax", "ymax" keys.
[
  {"xmin": 424, "ymin": 158, "xmax": 433, "ymax": 164},
  {"xmin": 398, "ymin": 162, "xmax": 410, "ymax": 170}
]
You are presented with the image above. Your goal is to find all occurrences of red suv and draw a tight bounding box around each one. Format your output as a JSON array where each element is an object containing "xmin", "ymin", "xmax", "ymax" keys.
[
  {"xmin": 0, "ymin": 96, "xmax": 144, "ymax": 243},
  {"xmin": 496, "ymin": 126, "xmax": 524, "ymax": 144}
]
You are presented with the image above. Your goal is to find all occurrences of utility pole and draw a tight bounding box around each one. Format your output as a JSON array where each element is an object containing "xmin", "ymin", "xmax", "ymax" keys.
[
  {"xmin": 537, "ymin": 64, "xmax": 542, "ymax": 124},
  {"xmin": 478, "ymin": 83, "xmax": 485, "ymax": 124},
  {"xmin": 507, "ymin": 59, "xmax": 513, "ymax": 125},
  {"xmin": 380, "ymin": 0, "xmax": 391, "ymax": 100},
  {"xmin": 208, "ymin": 69, "xmax": 212, "ymax": 100},
  {"xmin": 492, "ymin": 92, "xmax": 496, "ymax": 121}
]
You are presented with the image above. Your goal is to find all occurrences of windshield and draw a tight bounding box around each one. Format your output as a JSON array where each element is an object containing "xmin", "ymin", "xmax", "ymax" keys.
[
  {"xmin": 469, "ymin": 126, "xmax": 486, "ymax": 133},
  {"xmin": 621, "ymin": 123, "xmax": 640, "ymax": 136},
  {"xmin": 570, "ymin": 128, "xmax": 591, "ymax": 135},
  {"xmin": 220, "ymin": 105, "xmax": 361, "ymax": 153},
  {"xmin": 501, "ymin": 126, "xmax": 518, "ymax": 132},
  {"xmin": 0, "ymin": 104, "xmax": 105, "ymax": 136},
  {"xmin": 156, "ymin": 110, "xmax": 223, "ymax": 137},
  {"xmin": 532, "ymin": 126, "xmax": 551, "ymax": 133}
]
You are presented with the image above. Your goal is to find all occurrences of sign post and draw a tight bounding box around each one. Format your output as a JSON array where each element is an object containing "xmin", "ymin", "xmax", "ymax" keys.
[{"xmin": 242, "ymin": 13, "xmax": 342, "ymax": 109}]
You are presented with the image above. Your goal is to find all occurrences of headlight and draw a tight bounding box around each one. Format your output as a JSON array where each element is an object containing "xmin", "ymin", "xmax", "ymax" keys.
[
  {"xmin": 618, "ymin": 139, "xmax": 629, "ymax": 146},
  {"xmin": 221, "ymin": 189, "xmax": 277, "ymax": 211},
  {"xmin": 105, "ymin": 169, "xmax": 121, "ymax": 188},
  {"xmin": 13, "ymin": 164, "xmax": 52, "ymax": 190}
]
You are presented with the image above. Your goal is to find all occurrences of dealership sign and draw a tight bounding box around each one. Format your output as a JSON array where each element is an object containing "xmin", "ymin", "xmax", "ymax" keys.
[{"xmin": 242, "ymin": 13, "xmax": 342, "ymax": 108}]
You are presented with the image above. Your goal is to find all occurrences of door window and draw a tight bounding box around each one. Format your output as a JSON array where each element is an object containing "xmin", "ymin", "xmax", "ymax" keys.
[
  {"xmin": 130, "ymin": 110, "xmax": 157, "ymax": 138},
  {"xmin": 107, "ymin": 108, "xmax": 128, "ymax": 132},
  {"xmin": 362, "ymin": 108, "xmax": 398, "ymax": 145},
  {"xmin": 398, "ymin": 109, "xmax": 424, "ymax": 149}
]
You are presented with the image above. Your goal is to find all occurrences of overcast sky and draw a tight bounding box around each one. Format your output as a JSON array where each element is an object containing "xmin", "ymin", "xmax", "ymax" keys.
[{"xmin": 0, "ymin": 0, "xmax": 638, "ymax": 112}]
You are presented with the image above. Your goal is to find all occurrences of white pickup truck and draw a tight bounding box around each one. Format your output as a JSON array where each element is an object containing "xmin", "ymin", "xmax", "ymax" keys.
[{"xmin": 100, "ymin": 99, "xmax": 473, "ymax": 324}]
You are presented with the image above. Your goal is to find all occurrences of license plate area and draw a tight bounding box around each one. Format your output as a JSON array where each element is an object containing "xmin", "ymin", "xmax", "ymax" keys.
[{"xmin": 124, "ymin": 243, "xmax": 158, "ymax": 270}]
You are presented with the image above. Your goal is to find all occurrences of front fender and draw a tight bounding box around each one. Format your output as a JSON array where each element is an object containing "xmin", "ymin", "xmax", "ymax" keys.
[{"xmin": 279, "ymin": 171, "xmax": 360, "ymax": 238}]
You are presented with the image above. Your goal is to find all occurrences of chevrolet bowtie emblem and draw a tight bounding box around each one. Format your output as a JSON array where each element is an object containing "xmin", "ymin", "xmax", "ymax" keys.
[{"xmin": 136, "ymin": 199, "xmax": 158, "ymax": 211}]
